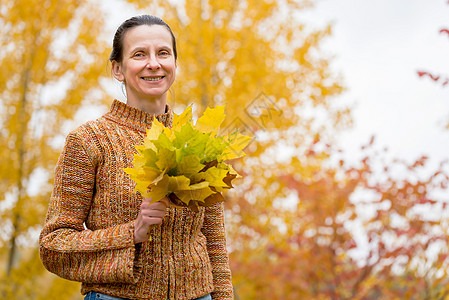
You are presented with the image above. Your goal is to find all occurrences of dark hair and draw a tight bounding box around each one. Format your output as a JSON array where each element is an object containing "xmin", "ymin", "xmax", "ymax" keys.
[{"xmin": 109, "ymin": 15, "xmax": 177, "ymax": 62}]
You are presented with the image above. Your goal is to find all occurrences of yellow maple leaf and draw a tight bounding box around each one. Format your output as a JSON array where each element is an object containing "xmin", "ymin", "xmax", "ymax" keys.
[
  {"xmin": 195, "ymin": 105, "xmax": 225, "ymax": 135},
  {"xmin": 172, "ymin": 105, "xmax": 193, "ymax": 131},
  {"xmin": 175, "ymin": 185, "xmax": 215, "ymax": 205},
  {"xmin": 221, "ymin": 131, "xmax": 253, "ymax": 160},
  {"xmin": 194, "ymin": 167, "xmax": 229, "ymax": 187},
  {"xmin": 167, "ymin": 175, "xmax": 191, "ymax": 191}
]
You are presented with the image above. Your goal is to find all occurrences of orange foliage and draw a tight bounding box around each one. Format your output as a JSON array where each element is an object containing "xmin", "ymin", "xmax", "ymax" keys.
[{"xmin": 229, "ymin": 139, "xmax": 449, "ymax": 299}]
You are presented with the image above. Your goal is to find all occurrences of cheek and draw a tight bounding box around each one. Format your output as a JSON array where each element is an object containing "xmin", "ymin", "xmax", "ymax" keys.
[
  {"xmin": 124, "ymin": 61, "xmax": 145, "ymax": 74},
  {"xmin": 169, "ymin": 67, "xmax": 176, "ymax": 84},
  {"xmin": 169, "ymin": 62, "xmax": 177, "ymax": 77}
]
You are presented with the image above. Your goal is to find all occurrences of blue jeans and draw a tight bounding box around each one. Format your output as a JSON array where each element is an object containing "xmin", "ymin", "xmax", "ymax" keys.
[
  {"xmin": 84, "ymin": 291, "xmax": 212, "ymax": 300},
  {"xmin": 194, "ymin": 294, "xmax": 212, "ymax": 300}
]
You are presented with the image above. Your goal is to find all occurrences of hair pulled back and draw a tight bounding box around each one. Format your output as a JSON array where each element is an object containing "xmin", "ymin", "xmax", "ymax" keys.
[{"xmin": 109, "ymin": 15, "xmax": 177, "ymax": 63}]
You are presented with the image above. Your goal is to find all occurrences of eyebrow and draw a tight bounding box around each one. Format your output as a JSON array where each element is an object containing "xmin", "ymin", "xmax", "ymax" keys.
[{"xmin": 129, "ymin": 45, "xmax": 172, "ymax": 54}]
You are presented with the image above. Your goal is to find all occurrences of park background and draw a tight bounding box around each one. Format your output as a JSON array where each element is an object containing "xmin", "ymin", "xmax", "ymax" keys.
[{"xmin": 1, "ymin": 0, "xmax": 449, "ymax": 299}]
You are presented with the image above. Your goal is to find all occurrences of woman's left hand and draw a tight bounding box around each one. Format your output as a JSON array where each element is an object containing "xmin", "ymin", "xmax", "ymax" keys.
[{"xmin": 133, "ymin": 197, "xmax": 169, "ymax": 243}]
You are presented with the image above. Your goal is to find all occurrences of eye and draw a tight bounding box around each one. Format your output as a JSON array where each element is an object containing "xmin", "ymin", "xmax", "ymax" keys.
[
  {"xmin": 134, "ymin": 52, "xmax": 145, "ymax": 58},
  {"xmin": 159, "ymin": 50, "xmax": 170, "ymax": 56}
]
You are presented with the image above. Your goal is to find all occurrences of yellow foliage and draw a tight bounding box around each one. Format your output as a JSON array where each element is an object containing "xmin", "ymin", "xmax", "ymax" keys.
[
  {"xmin": 124, "ymin": 105, "xmax": 251, "ymax": 210},
  {"xmin": 0, "ymin": 0, "xmax": 109, "ymax": 297}
]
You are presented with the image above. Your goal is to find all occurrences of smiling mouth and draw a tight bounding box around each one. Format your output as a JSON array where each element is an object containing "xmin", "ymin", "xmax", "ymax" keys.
[{"xmin": 141, "ymin": 76, "xmax": 164, "ymax": 81}]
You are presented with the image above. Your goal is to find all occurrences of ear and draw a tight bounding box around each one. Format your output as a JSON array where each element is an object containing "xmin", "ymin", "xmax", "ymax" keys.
[{"xmin": 111, "ymin": 60, "xmax": 125, "ymax": 82}]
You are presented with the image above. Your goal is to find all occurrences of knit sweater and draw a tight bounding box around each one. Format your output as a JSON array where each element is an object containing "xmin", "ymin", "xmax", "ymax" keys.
[{"xmin": 39, "ymin": 99, "xmax": 234, "ymax": 300}]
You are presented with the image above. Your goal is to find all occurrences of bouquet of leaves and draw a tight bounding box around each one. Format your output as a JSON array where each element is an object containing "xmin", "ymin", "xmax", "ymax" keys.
[{"xmin": 124, "ymin": 105, "xmax": 252, "ymax": 212}]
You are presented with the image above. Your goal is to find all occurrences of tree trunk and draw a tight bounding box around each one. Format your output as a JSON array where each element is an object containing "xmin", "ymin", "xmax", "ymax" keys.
[{"xmin": 7, "ymin": 67, "xmax": 30, "ymax": 275}]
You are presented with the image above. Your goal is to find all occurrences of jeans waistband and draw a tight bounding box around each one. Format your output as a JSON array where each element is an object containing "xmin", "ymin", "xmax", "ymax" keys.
[
  {"xmin": 84, "ymin": 291, "xmax": 211, "ymax": 300},
  {"xmin": 84, "ymin": 292, "xmax": 128, "ymax": 300}
]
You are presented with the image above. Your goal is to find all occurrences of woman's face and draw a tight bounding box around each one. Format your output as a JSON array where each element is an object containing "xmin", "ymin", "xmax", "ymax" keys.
[{"xmin": 112, "ymin": 25, "xmax": 177, "ymax": 104}]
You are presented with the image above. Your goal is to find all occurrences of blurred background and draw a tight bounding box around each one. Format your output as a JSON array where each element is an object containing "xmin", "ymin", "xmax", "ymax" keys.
[{"xmin": 1, "ymin": 0, "xmax": 449, "ymax": 299}]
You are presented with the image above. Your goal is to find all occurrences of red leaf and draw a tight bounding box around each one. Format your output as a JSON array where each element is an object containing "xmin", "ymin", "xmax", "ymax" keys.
[
  {"xmin": 429, "ymin": 74, "xmax": 440, "ymax": 81},
  {"xmin": 416, "ymin": 71, "xmax": 440, "ymax": 81},
  {"xmin": 439, "ymin": 28, "xmax": 449, "ymax": 36},
  {"xmin": 417, "ymin": 71, "xmax": 428, "ymax": 77}
]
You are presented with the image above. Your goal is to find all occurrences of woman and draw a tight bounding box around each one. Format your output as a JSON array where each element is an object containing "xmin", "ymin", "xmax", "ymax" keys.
[{"xmin": 39, "ymin": 15, "xmax": 234, "ymax": 300}]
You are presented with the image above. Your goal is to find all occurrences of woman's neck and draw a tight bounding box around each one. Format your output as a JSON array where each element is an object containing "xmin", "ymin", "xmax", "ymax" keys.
[{"xmin": 126, "ymin": 96, "xmax": 167, "ymax": 115}]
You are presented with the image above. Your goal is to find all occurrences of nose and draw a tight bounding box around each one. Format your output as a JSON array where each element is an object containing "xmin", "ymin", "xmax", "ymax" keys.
[{"xmin": 146, "ymin": 55, "xmax": 161, "ymax": 70}]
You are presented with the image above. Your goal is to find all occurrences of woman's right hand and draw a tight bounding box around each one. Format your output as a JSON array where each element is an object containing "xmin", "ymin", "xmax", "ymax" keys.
[{"xmin": 133, "ymin": 197, "xmax": 169, "ymax": 243}]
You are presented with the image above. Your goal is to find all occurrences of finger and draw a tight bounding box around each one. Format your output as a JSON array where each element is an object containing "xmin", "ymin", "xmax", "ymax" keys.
[
  {"xmin": 140, "ymin": 198, "xmax": 152, "ymax": 209},
  {"xmin": 147, "ymin": 202, "xmax": 168, "ymax": 211},
  {"xmin": 160, "ymin": 197, "xmax": 170, "ymax": 206},
  {"xmin": 140, "ymin": 214, "xmax": 165, "ymax": 226},
  {"xmin": 142, "ymin": 197, "xmax": 168, "ymax": 206},
  {"xmin": 147, "ymin": 217, "xmax": 164, "ymax": 225},
  {"xmin": 141, "ymin": 197, "xmax": 153, "ymax": 204},
  {"xmin": 142, "ymin": 210, "xmax": 166, "ymax": 218}
]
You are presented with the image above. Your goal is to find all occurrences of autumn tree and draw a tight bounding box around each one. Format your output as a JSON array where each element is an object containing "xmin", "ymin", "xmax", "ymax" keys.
[
  {"xmin": 0, "ymin": 0, "xmax": 110, "ymax": 298},
  {"xmin": 263, "ymin": 141, "xmax": 449, "ymax": 299}
]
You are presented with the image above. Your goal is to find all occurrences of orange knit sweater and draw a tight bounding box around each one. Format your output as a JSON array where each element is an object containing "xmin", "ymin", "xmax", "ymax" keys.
[{"xmin": 39, "ymin": 99, "xmax": 234, "ymax": 300}]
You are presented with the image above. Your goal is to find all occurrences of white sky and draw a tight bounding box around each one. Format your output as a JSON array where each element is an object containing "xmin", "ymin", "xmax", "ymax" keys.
[{"xmin": 302, "ymin": 0, "xmax": 449, "ymax": 175}]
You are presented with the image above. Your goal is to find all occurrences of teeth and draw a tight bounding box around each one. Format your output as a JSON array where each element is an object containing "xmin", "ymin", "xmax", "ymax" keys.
[{"xmin": 142, "ymin": 76, "xmax": 163, "ymax": 81}]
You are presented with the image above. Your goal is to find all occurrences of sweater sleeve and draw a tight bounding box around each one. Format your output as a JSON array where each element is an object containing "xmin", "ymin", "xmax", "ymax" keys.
[
  {"xmin": 201, "ymin": 202, "xmax": 234, "ymax": 299},
  {"xmin": 39, "ymin": 130, "xmax": 142, "ymax": 284}
]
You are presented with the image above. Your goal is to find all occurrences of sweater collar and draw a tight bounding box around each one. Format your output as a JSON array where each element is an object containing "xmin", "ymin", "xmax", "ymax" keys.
[{"xmin": 105, "ymin": 99, "xmax": 173, "ymax": 132}]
